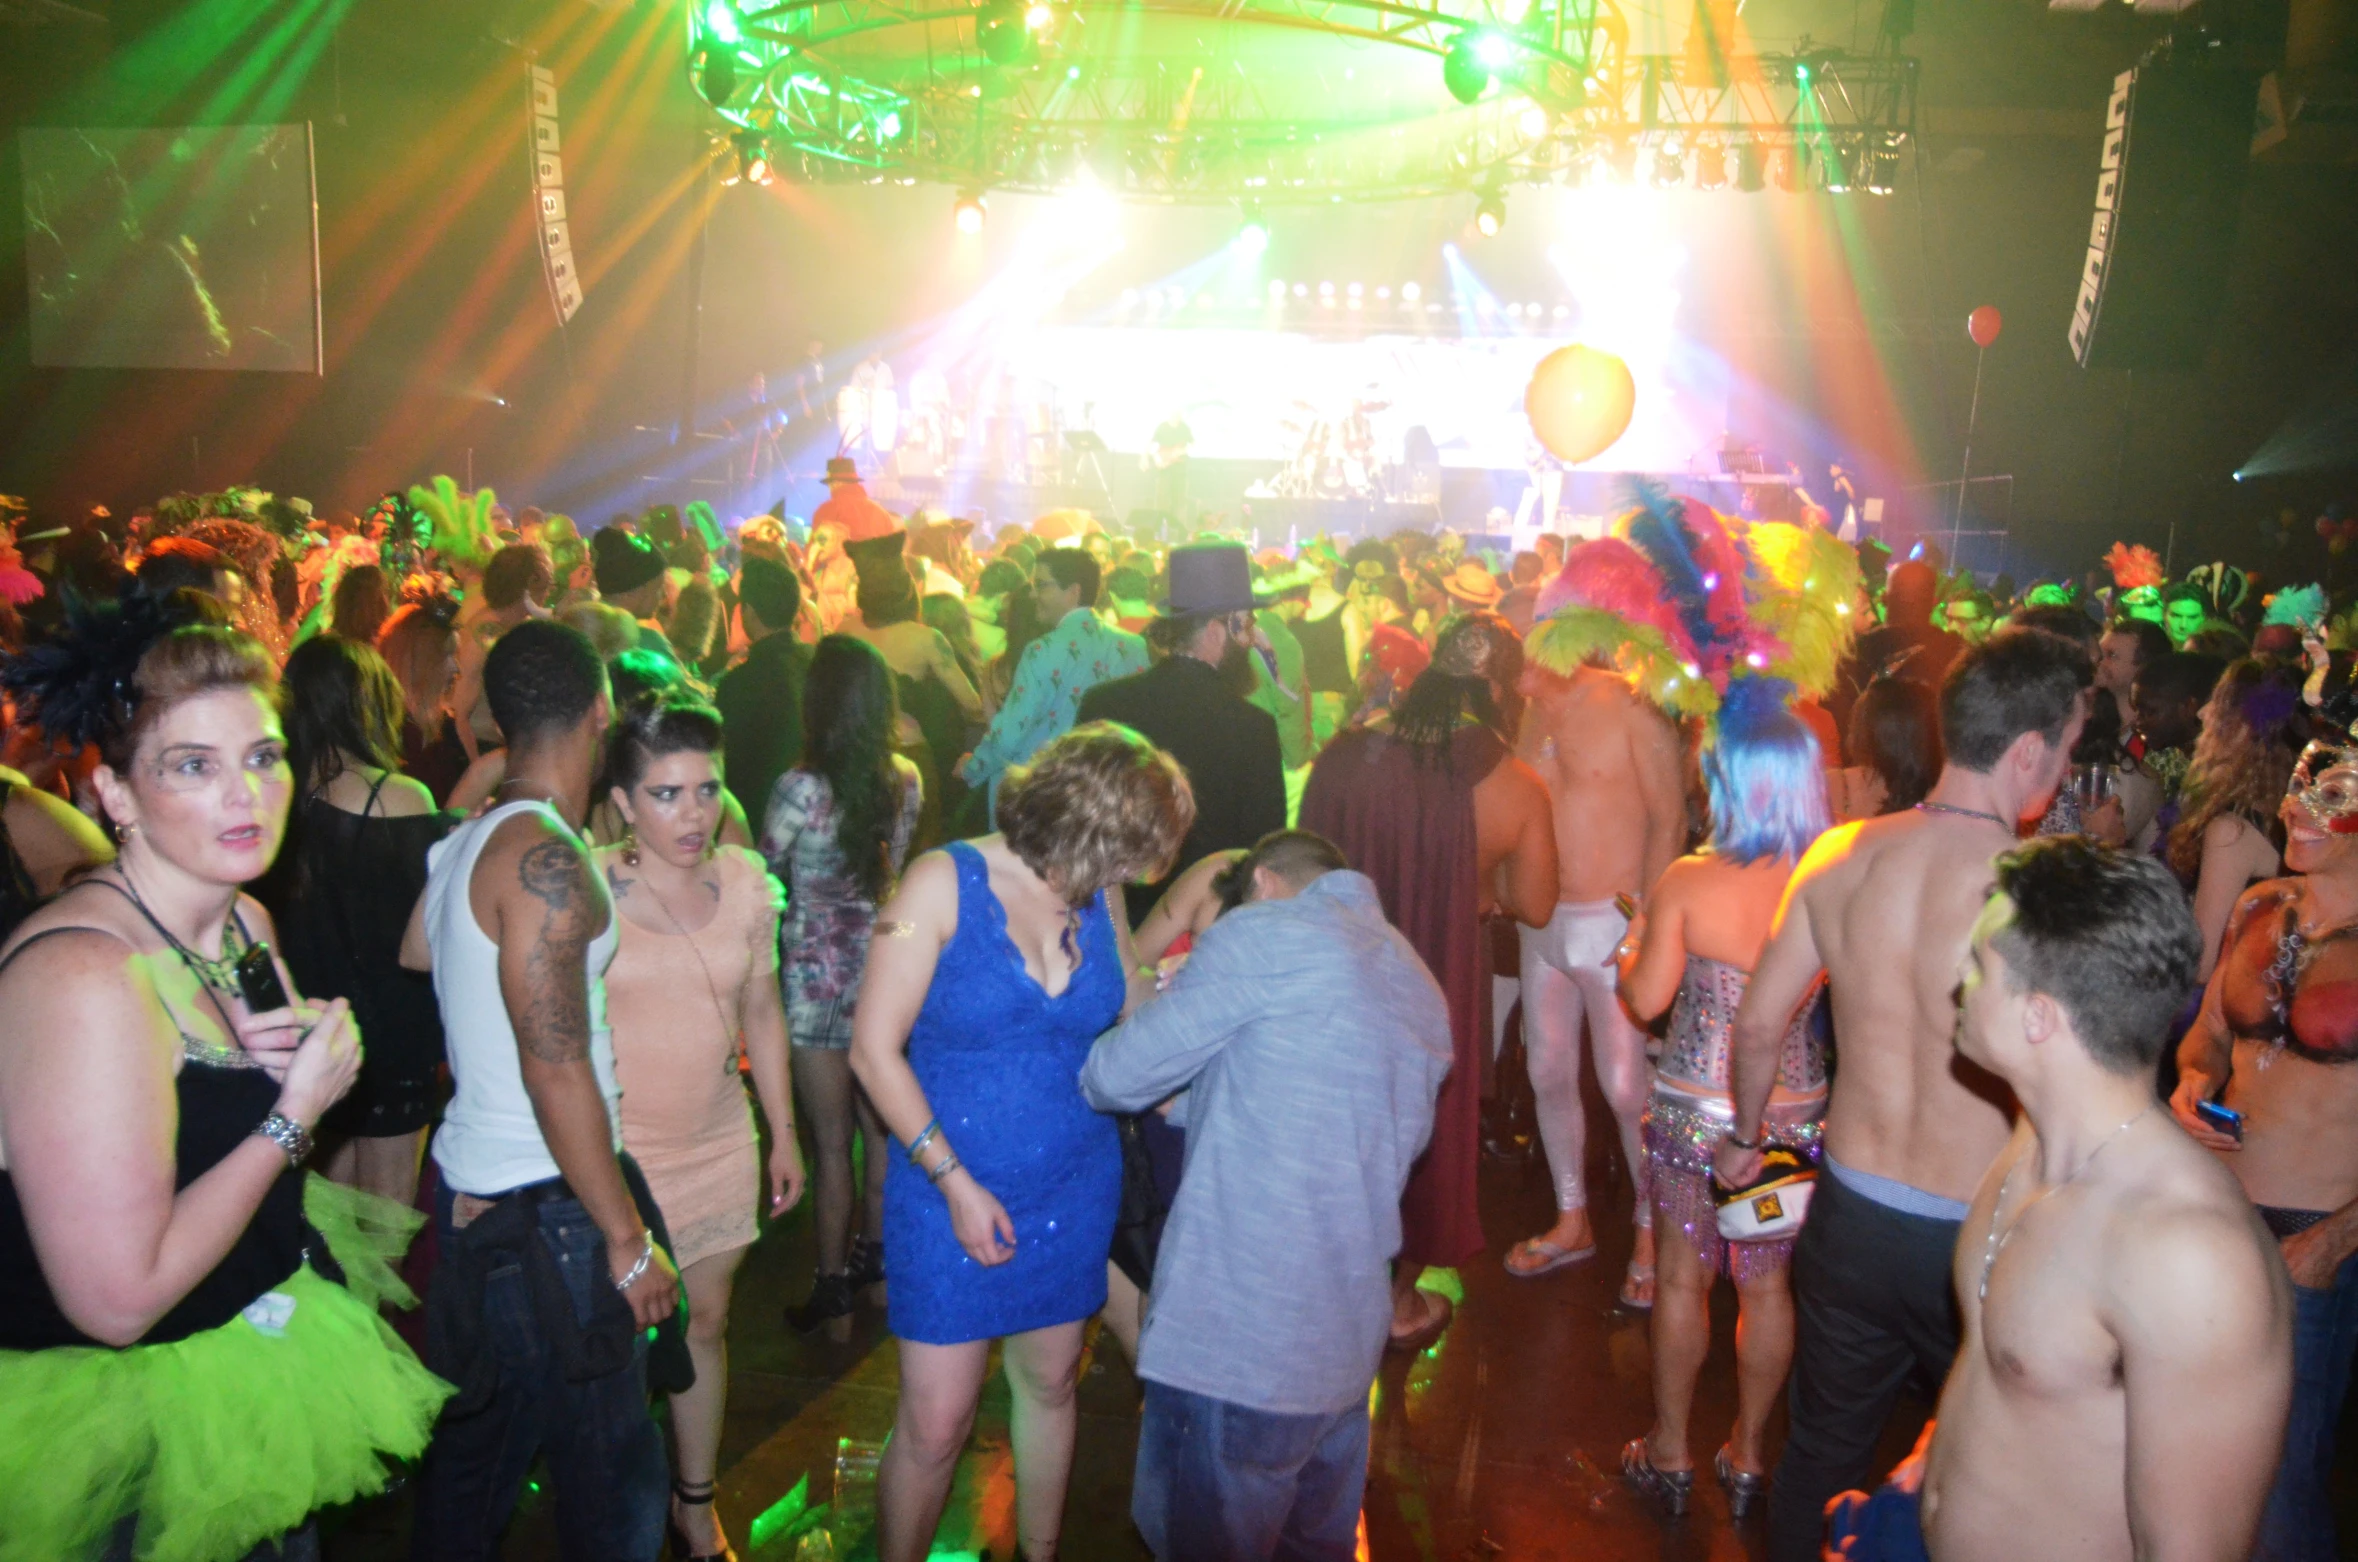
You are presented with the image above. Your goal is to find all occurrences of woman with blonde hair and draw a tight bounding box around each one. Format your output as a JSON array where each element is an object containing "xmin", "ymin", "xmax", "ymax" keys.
[
  {"xmin": 2168, "ymin": 658, "xmax": 2300, "ymax": 979},
  {"xmin": 852, "ymin": 723, "xmax": 1191, "ymax": 1562}
]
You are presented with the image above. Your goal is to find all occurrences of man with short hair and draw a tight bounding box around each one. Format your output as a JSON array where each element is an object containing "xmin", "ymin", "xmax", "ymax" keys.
[
  {"xmin": 448, "ymin": 541, "xmax": 558, "ymax": 761},
  {"xmin": 961, "ymin": 546, "xmax": 1148, "ymax": 808},
  {"xmin": 1080, "ymin": 830, "xmax": 1453, "ymax": 1562},
  {"xmin": 716, "ymin": 555, "xmax": 811, "ymax": 826},
  {"xmin": 1913, "ymin": 836, "xmax": 2290, "ymax": 1562},
  {"xmin": 1078, "ymin": 544, "xmax": 1286, "ymax": 925},
  {"xmin": 1715, "ymin": 626, "xmax": 2093, "ymax": 1562},
  {"xmin": 591, "ymin": 525, "xmax": 674, "ymax": 656},
  {"xmin": 1831, "ymin": 559, "xmax": 1967, "ymax": 733},
  {"xmin": 404, "ymin": 620, "xmax": 679, "ymax": 1562}
]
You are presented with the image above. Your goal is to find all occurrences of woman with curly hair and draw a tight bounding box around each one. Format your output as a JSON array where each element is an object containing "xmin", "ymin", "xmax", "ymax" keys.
[
  {"xmin": 852, "ymin": 723, "xmax": 1191, "ymax": 1562},
  {"xmin": 2169, "ymin": 658, "xmax": 2302, "ymax": 978},
  {"xmin": 763, "ymin": 636, "xmax": 923, "ymax": 1334}
]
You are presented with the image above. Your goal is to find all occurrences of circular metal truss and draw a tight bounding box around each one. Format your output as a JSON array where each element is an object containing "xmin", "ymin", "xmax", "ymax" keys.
[{"xmin": 689, "ymin": 0, "xmax": 1918, "ymax": 202}]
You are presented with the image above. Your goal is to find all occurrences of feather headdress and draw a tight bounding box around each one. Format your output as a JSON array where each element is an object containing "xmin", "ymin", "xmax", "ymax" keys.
[
  {"xmin": 1742, "ymin": 521, "xmax": 1861, "ymax": 700},
  {"xmin": 0, "ymin": 535, "xmax": 43, "ymax": 607},
  {"xmin": 2103, "ymin": 543, "xmax": 2165, "ymax": 592},
  {"xmin": 0, "ymin": 590, "xmax": 209, "ymax": 752},
  {"xmin": 407, "ymin": 475, "xmax": 500, "ymax": 575},
  {"xmin": 2264, "ymin": 583, "xmax": 2327, "ymax": 629}
]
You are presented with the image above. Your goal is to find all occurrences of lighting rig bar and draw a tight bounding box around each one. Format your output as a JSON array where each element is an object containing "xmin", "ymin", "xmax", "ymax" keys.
[{"xmin": 691, "ymin": 0, "xmax": 1914, "ymax": 200}]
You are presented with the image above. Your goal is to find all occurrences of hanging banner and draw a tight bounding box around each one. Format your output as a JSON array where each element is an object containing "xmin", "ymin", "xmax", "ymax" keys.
[{"xmin": 529, "ymin": 64, "xmax": 583, "ymax": 325}]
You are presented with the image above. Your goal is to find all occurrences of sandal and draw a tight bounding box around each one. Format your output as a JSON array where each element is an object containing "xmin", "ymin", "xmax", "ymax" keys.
[
  {"xmin": 1385, "ymin": 1289, "xmax": 1454, "ymax": 1353},
  {"xmin": 1620, "ymin": 1438, "xmax": 1693, "ymax": 1517},
  {"xmin": 1715, "ymin": 1445, "xmax": 1769, "ymax": 1522},
  {"xmin": 668, "ymin": 1479, "xmax": 738, "ymax": 1562},
  {"xmin": 1617, "ymin": 1261, "xmax": 1656, "ymax": 1312},
  {"xmin": 1504, "ymin": 1235, "xmax": 1598, "ymax": 1278}
]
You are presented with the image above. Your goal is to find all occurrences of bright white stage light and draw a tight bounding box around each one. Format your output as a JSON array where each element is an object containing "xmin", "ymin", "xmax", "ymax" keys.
[
  {"xmin": 954, "ymin": 191, "xmax": 987, "ymax": 233},
  {"xmin": 1401, "ymin": 280, "xmax": 1422, "ymax": 302}
]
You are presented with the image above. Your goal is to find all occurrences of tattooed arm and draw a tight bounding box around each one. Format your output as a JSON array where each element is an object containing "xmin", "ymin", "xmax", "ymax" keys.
[{"xmin": 494, "ymin": 818, "xmax": 679, "ymax": 1327}]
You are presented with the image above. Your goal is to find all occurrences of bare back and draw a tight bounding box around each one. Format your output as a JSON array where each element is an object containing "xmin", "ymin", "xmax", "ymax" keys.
[
  {"xmin": 1519, "ymin": 667, "xmax": 1684, "ymax": 904},
  {"xmin": 1923, "ymin": 1118, "xmax": 2291, "ymax": 1562},
  {"xmin": 1765, "ymin": 811, "xmax": 2016, "ymax": 1200}
]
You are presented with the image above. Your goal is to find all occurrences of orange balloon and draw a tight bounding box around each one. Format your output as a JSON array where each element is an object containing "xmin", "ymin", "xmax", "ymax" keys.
[{"xmin": 1524, "ymin": 345, "xmax": 1636, "ymax": 465}]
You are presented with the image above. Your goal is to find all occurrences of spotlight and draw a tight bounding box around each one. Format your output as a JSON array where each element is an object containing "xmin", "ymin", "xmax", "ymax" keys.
[
  {"xmin": 976, "ymin": 0, "xmax": 1032, "ymax": 65},
  {"xmin": 704, "ymin": 0, "xmax": 743, "ymax": 44},
  {"xmin": 1694, "ymin": 135, "xmax": 1728, "ymax": 189},
  {"xmin": 1024, "ymin": 0, "xmax": 1053, "ymax": 27},
  {"xmin": 1443, "ymin": 34, "xmax": 1491, "ymax": 104},
  {"xmin": 729, "ymin": 128, "xmax": 772, "ymax": 186},
  {"xmin": 1520, "ymin": 104, "xmax": 1551, "ymax": 140},
  {"xmin": 877, "ymin": 109, "xmax": 903, "ymax": 142},
  {"xmin": 1473, "ymin": 30, "xmax": 1517, "ymax": 69},
  {"xmin": 1652, "ymin": 139, "xmax": 1686, "ymax": 188},
  {"xmin": 1474, "ymin": 191, "xmax": 1505, "ymax": 236},
  {"xmin": 1866, "ymin": 133, "xmax": 1901, "ymax": 195},
  {"xmin": 1733, "ymin": 136, "xmax": 1765, "ymax": 191},
  {"xmin": 954, "ymin": 190, "xmax": 987, "ymax": 233},
  {"xmin": 1823, "ymin": 140, "xmax": 1855, "ymax": 193},
  {"xmin": 1769, "ymin": 139, "xmax": 1804, "ymax": 192},
  {"xmin": 1401, "ymin": 280, "xmax": 1422, "ymax": 302},
  {"xmin": 1237, "ymin": 203, "xmax": 1269, "ymax": 253},
  {"xmin": 694, "ymin": 49, "xmax": 740, "ymax": 107}
]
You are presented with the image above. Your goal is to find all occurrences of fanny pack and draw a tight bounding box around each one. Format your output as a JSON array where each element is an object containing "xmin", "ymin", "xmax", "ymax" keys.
[{"xmin": 1713, "ymin": 1146, "xmax": 1816, "ymax": 1242}]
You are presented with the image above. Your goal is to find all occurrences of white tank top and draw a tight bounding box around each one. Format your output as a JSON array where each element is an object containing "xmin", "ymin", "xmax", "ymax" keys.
[{"xmin": 426, "ymin": 799, "xmax": 622, "ymax": 1196}]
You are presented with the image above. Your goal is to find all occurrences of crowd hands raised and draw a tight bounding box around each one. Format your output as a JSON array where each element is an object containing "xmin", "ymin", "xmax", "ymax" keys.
[{"xmin": 0, "ymin": 465, "xmax": 2353, "ymax": 1562}]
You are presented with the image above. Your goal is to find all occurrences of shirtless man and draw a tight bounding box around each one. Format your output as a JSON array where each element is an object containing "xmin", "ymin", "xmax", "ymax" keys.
[
  {"xmin": 1510, "ymin": 660, "xmax": 1684, "ymax": 1305},
  {"xmin": 1714, "ymin": 627, "xmax": 2092, "ymax": 1562},
  {"xmin": 1908, "ymin": 837, "xmax": 2292, "ymax": 1562}
]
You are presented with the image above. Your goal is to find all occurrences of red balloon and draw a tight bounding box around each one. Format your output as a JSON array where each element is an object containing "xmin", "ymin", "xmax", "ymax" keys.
[
  {"xmin": 2321, "ymin": 514, "xmax": 2338, "ymax": 539},
  {"xmin": 1967, "ymin": 306, "xmax": 2003, "ymax": 348}
]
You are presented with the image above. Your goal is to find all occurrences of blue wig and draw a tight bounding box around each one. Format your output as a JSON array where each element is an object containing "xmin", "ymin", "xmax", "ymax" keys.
[{"xmin": 1704, "ymin": 677, "xmax": 1832, "ymax": 865}]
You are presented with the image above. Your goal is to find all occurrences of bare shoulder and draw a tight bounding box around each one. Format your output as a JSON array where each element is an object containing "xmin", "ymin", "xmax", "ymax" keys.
[
  {"xmin": 1650, "ymin": 854, "xmax": 1707, "ymax": 907},
  {"xmin": 1792, "ymin": 818, "xmax": 1873, "ymax": 887},
  {"xmin": 2107, "ymin": 1145, "xmax": 2287, "ymax": 1333},
  {"xmin": 373, "ymin": 774, "xmax": 438, "ymax": 818},
  {"xmin": 235, "ymin": 892, "xmax": 280, "ymax": 946}
]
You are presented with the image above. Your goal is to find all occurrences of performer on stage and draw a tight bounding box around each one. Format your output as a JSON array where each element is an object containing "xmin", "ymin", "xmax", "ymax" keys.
[{"xmin": 1149, "ymin": 412, "xmax": 1194, "ymax": 518}]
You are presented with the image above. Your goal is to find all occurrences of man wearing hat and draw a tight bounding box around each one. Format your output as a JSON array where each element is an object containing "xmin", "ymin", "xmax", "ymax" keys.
[
  {"xmin": 590, "ymin": 525, "xmax": 674, "ymax": 657},
  {"xmin": 1077, "ymin": 543, "xmax": 1288, "ymax": 927}
]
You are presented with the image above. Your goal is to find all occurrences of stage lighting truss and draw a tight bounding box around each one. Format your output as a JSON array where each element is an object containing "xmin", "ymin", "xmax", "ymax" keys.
[{"xmin": 685, "ymin": 0, "xmax": 1915, "ymax": 204}]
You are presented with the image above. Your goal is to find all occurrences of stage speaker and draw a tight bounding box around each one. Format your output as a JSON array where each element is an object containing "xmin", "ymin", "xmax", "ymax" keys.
[{"xmin": 2069, "ymin": 52, "xmax": 2261, "ymax": 371}]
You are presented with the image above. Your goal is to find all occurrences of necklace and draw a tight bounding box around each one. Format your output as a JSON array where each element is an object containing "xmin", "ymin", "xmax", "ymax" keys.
[
  {"xmin": 1978, "ymin": 1106, "xmax": 2152, "ymax": 1302},
  {"xmin": 497, "ymin": 777, "xmax": 565, "ymax": 808},
  {"xmin": 1916, "ymin": 800, "xmax": 2011, "ymax": 830},
  {"xmin": 112, "ymin": 867, "xmax": 246, "ymax": 997},
  {"xmin": 638, "ymin": 863, "xmax": 743, "ymax": 1070}
]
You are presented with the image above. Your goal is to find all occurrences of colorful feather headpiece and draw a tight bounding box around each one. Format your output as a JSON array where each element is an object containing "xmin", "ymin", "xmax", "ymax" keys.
[
  {"xmin": 2265, "ymin": 583, "xmax": 2328, "ymax": 629},
  {"xmin": 2103, "ymin": 543, "xmax": 2165, "ymax": 592},
  {"xmin": 1528, "ymin": 483, "xmax": 1853, "ymax": 721}
]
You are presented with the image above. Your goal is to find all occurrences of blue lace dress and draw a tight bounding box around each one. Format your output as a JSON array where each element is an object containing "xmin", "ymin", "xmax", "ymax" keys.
[{"xmin": 883, "ymin": 840, "xmax": 1125, "ymax": 1345}]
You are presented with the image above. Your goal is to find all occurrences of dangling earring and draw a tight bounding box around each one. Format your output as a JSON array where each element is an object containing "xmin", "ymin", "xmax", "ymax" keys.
[
  {"xmin": 116, "ymin": 820, "xmax": 137, "ymax": 843},
  {"xmin": 621, "ymin": 824, "xmax": 639, "ymax": 868}
]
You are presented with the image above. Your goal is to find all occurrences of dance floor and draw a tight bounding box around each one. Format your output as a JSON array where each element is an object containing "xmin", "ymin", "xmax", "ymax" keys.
[{"xmin": 328, "ymin": 1078, "xmax": 2358, "ymax": 1560}]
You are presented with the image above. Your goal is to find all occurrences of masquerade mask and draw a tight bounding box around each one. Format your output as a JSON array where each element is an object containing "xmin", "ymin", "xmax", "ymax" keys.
[{"xmin": 2289, "ymin": 742, "xmax": 2358, "ymax": 835}]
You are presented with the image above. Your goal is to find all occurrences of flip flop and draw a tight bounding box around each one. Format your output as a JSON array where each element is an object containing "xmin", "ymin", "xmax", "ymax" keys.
[
  {"xmin": 1385, "ymin": 1289, "xmax": 1454, "ymax": 1353},
  {"xmin": 1504, "ymin": 1235, "xmax": 1599, "ymax": 1278},
  {"xmin": 1618, "ymin": 1261, "xmax": 1657, "ymax": 1312}
]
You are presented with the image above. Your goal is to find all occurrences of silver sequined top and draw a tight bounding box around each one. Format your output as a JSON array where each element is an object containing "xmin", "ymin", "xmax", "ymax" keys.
[{"xmin": 1660, "ymin": 954, "xmax": 1828, "ymax": 1096}]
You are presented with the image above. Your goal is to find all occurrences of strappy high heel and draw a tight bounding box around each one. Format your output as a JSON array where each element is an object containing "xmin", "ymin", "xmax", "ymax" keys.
[
  {"xmin": 1621, "ymin": 1438, "xmax": 1693, "ymax": 1517},
  {"xmin": 668, "ymin": 1478, "xmax": 737, "ymax": 1562},
  {"xmin": 1715, "ymin": 1445, "xmax": 1770, "ymax": 1522}
]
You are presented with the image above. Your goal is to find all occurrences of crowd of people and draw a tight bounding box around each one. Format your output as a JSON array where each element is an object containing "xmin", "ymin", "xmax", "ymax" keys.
[{"xmin": 0, "ymin": 462, "xmax": 2352, "ymax": 1562}]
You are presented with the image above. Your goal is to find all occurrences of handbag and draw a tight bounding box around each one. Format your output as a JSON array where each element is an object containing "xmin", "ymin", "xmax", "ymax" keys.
[{"xmin": 1712, "ymin": 1145, "xmax": 1816, "ymax": 1242}]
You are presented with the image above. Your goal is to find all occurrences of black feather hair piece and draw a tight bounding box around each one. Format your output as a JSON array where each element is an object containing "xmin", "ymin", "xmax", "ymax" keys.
[{"xmin": 0, "ymin": 588, "xmax": 203, "ymax": 752}]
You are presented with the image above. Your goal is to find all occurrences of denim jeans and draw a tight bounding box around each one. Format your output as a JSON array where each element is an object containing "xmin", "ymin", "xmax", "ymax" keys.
[
  {"xmin": 409, "ymin": 1181, "xmax": 668, "ymax": 1562},
  {"xmin": 2255, "ymin": 1248, "xmax": 2358, "ymax": 1562},
  {"xmin": 1132, "ymin": 1380, "xmax": 1369, "ymax": 1562}
]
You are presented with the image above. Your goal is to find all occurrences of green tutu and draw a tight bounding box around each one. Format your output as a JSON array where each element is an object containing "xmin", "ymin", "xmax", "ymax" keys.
[{"xmin": 0, "ymin": 1177, "xmax": 452, "ymax": 1562}]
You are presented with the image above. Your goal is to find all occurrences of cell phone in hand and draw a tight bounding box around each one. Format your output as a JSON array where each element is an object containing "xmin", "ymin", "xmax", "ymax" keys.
[
  {"xmin": 2194, "ymin": 1099, "xmax": 2245, "ymax": 1143},
  {"xmin": 236, "ymin": 941, "xmax": 291, "ymax": 1014}
]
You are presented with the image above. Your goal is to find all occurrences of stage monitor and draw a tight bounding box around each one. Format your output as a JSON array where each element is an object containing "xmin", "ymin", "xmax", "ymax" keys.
[{"xmin": 20, "ymin": 124, "xmax": 322, "ymax": 374}]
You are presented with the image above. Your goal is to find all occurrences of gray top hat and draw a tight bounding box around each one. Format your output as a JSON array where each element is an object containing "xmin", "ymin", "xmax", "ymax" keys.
[{"xmin": 1160, "ymin": 543, "xmax": 1259, "ymax": 616}]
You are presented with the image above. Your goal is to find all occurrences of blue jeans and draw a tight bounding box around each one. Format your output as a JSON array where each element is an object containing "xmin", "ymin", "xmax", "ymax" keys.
[
  {"xmin": 409, "ymin": 1182, "xmax": 667, "ymax": 1562},
  {"xmin": 1133, "ymin": 1380, "xmax": 1369, "ymax": 1562},
  {"xmin": 2256, "ymin": 1249, "xmax": 2358, "ymax": 1562}
]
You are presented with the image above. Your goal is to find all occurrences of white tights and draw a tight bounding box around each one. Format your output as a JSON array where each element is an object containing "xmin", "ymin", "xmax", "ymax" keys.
[{"xmin": 1519, "ymin": 901, "xmax": 1653, "ymax": 1226}]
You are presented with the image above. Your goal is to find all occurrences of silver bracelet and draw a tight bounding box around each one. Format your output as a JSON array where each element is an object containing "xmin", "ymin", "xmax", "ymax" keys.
[
  {"xmin": 927, "ymin": 1152, "xmax": 962, "ymax": 1185},
  {"xmin": 253, "ymin": 1112, "xmax": 313, "ymax": 1167},
  {"xmin": 612, "ymin": 1230, "xmax": 656, "ymax": 1292}
]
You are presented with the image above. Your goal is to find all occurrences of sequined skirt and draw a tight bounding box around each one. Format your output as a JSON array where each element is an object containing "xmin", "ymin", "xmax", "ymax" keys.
[{"xmin": 1643, "ymin": 1087, "xmax": 1825, "ymax": 1284}]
